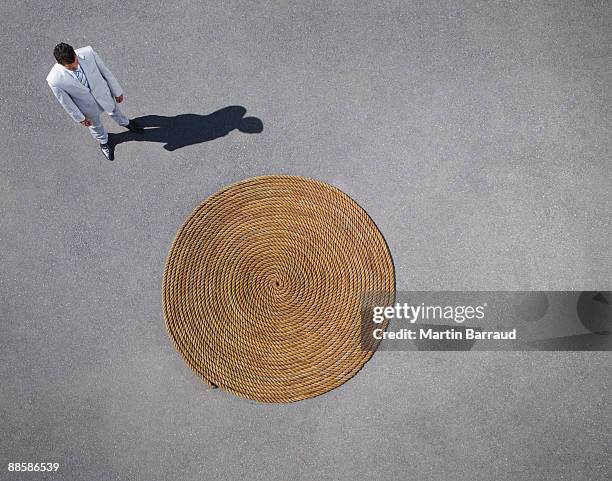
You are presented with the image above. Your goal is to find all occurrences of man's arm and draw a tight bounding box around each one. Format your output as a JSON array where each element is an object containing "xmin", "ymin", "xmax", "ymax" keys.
[
  {"xmin": 49, "ymin": 85, "xmax": 86, "ymax": 123},
  {"xmin": 91, "ymin": 48, "xmax": 123, "ymax": 98}
]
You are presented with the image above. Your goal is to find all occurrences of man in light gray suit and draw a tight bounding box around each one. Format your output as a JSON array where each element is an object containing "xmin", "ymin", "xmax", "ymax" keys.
[{"xmin": 46, "ymin": 43, "xmax": 143, "ymax": 160}]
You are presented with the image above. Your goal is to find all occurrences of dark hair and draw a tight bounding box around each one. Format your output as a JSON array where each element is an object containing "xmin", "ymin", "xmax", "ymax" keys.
[{"xmin": 53, "ymin": 43, "xmax": 76, "ymax": 65}]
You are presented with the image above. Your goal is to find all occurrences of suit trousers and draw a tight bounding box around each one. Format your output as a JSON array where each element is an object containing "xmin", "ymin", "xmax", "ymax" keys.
[{"xmin": 87, "ymin": 101, "xmax": 129, "ymax": 144}]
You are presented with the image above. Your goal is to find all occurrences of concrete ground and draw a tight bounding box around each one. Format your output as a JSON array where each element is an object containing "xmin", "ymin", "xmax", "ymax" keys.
[{"xmin": 1, "ymin": 1, "xmax": 610, "ymax": 480}]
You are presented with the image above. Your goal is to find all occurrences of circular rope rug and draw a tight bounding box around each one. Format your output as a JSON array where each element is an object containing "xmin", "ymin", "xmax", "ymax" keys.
[{"xmin": 163, "ymin": 175, "xmax": 395, "ymax": 402}]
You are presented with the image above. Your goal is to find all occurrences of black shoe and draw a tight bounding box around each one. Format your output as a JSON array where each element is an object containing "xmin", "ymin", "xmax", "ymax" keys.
[
  {"xmin": 100, "ymin": 142, "xmax": 114, "ymax": 161},
  {"xmin": 125, "ymin": 119, "xmax": 144, "ymax": 133}
]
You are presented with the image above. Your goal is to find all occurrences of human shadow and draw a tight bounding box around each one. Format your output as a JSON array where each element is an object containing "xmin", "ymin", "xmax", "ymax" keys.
[{"xmin": 110, "ymin": 105, "xmax": 263, "ymax": 151}]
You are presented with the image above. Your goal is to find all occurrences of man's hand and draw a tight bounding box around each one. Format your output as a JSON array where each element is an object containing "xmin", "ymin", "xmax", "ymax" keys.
[
  {"xmin": 80, "ymin": 119, "xmax": 92, "ymax": 127},
  {"xmin": 115, "ymin": 95, "xmax": 124, "ymax": 103}
]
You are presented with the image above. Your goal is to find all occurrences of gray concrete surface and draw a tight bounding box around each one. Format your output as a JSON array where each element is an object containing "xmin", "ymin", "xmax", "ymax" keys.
[{"xmin": 1, "ymin": 1, "xmax": 611, "ymax": 480}]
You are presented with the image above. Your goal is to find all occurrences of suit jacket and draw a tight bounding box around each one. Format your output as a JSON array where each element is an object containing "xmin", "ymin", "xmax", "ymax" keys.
[{"xmin": 46, "ymin": 46, "xmax": 123, "ymax": 122}]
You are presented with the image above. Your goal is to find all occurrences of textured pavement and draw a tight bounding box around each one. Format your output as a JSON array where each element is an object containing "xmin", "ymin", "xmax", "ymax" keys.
[{"xmin": 1, "ymin": 1, "xmax": 611, "ymax": 480}]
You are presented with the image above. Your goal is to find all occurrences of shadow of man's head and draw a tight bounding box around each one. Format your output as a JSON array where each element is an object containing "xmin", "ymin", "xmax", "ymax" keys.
[
  {"xmin": 210, "ymin": 105, "xmax": 263, "ymax": 134},
  {"xmin": 237, "ymin": 116, "xmax": 264, "ymax": 134}
]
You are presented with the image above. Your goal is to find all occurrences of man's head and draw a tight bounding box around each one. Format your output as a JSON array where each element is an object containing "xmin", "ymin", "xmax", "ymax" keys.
[{"xmin": 53, "ymin": 43, "xmax": 78, "ymax": 70}]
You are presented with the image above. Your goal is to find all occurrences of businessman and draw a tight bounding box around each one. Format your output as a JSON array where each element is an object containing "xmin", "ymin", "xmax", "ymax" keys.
[{"xmin": 46, "ymin": 43, "xmax": 143, "ymax": 160}]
